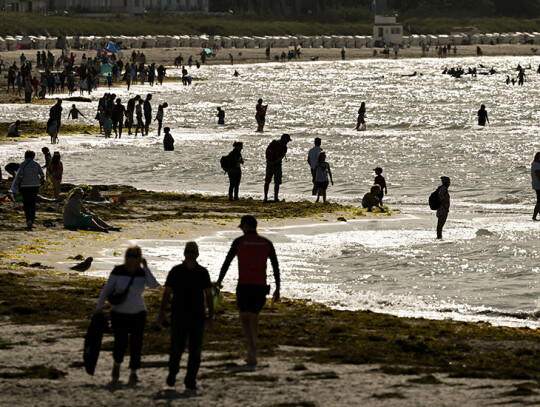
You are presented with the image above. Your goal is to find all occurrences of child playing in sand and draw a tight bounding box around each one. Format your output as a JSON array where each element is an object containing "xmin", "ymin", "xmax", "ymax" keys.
[
  {"xmin": 374, "ymin": 167, "xmax": 388, "ymax": 204},
  {"xmin": 104, "ymin": 115, "xmax": 113, "ymax": 139},
  {"xmin": 362, "ymin": 185, "xmax": 386, "ymax": 212},
  {"xmin": 314, "ymin": 151, "xmax": 333, "ymax": 203}
]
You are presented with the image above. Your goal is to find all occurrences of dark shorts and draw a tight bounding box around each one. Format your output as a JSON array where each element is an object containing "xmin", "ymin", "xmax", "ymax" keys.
[
  {"xmin": 315, "ymin": 181, "xmax": 329, "ymax": 190},
  {"xmin": 265, "ymin": 163, "xmax": 283, "ymax": 185},
  {"xmin": 236, "ymin": 284, "xmax": 269, "ymax": 314}
]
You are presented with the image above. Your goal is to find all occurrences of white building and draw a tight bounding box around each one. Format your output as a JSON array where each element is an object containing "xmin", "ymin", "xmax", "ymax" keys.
[{"xmin": 373, "ymin": 15, "xmax": 403, "ymax": 45}]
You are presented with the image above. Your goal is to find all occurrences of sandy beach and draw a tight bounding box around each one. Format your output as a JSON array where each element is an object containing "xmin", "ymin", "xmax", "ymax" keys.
[
  {"xmin": 0, "ymin": 43, "xmax": 539, "ymax": 72},
  {"xmin": 1, "ymin": 183, "xmax": 540, "ymax": 406},
  {"xmin": 3, "ymin": 42, "xmax": 540, "ymax": 406}
]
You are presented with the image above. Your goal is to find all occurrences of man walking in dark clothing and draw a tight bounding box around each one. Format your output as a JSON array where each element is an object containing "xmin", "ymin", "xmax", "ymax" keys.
[{"xmin": 157, "ymin": 242, "xmax": 215, "ymax": 394}]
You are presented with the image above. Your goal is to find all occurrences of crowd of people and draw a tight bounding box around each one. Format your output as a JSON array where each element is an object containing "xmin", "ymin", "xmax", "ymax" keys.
[{"xmin": 3, "ymin": 49, "xmax": 172, "ymax": 103}]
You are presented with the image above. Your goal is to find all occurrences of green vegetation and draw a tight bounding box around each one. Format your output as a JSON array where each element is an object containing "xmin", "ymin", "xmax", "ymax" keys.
[
  {"xmin": 0, "ymin": 121, "xmax": 100, "ymax": 143},
  {"xmin": 0, "ymin": 11, "xmax": 540, "ymax": 37},
  {"xmin": 4, "ymin": 270, "xmax": 540, "ymax": 381}
]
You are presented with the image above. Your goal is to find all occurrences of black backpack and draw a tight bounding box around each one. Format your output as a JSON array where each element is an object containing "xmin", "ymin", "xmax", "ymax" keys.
[
  {"xmin": 429, "ymin": 186, "xmax": 442, "ymax": 210},
  {"xmin": 220, "ymin": 155, "xmax": 231, "ymax": 172}
]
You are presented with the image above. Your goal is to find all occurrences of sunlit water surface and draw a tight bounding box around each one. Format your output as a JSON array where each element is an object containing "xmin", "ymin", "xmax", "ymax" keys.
[{"xmin": 3, "ymin": 56, "xmax": 540, "ymax": 326}]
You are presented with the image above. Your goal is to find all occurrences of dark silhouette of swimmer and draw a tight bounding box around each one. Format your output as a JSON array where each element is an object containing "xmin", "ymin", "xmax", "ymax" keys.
[{"xmin": 478, "ymin": 105, "xmax": 489, "ymax": 126}]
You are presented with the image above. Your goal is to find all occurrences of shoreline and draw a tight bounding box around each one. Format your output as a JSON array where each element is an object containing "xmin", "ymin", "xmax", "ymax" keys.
[
  {"xmin": 2, "ymin": 264, "xmax": 540, "ymax": 405},
  {"xmin": 2, "ymin": 185, "xmax": 540, "ymax": 404}
]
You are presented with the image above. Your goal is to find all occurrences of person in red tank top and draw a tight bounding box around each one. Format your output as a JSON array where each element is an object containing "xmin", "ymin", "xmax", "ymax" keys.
[{"xmin": 217, "ymin": 215, "xmax": 281, "ymax": 366}]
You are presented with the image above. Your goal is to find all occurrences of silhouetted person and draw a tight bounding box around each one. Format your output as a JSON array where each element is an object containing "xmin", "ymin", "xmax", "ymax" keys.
[
  {"xmin": 532, "ymin": 152, "xmax": 540, "ymax": 221},
  {"xmin": 157, "ymin": 242, "xmax": 214, "ymax": 393},
  {"xmin": 436, "ymin": 177, "xmax": 451, "ymax": 239},
  {"xmin": 226, "ymin": 141, "xmax": 244, "ymax": 201},
  {"xmin": 255, "ymin": 98, "xmax": 267, "ymax": 132},
  {"xmin": 478, "ymin": 104, "xmax": 489, "ymax": 126},
  {"xmin": 216, "ymin": 215, "xmax": 281, "ymax": 366},
  {"xmin": 264, "ymin": 134, "xmax": 291, "ymax": 203}
]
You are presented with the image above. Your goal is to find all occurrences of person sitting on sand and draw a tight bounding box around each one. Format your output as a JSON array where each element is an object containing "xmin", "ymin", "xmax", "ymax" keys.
[
  {"xmin": 7, "ymin": 120, "xmax": 20, "ymax": 137},
  {"xmin": 163, "ymin": 127, "xmax": 175, "ymax": 151},
  {"xmin": 362, "ymin": 185, "xmax": 386, "ymax": 212},
  {"xmin": 63, "ymin": 188, "xmax": 120, "ymax": 232},
  {"xmin": 87, "ymin": 186, "xmax": 107, "ymax": 202}
]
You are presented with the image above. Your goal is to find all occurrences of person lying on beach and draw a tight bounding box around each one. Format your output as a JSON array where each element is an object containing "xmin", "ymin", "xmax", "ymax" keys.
[
  {"xmin": 63, "ymin": 188, "xmax": 120, "ymax": 232},
  {"xmin": 362, "ymin": 185, "xmax": 386, "ymax": 212}
]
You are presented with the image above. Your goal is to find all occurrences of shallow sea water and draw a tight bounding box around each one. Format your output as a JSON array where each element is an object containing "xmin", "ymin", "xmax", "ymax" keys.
[{"xmin": 3, "ymin": 56, "xmax": 540, "ymax": 326}]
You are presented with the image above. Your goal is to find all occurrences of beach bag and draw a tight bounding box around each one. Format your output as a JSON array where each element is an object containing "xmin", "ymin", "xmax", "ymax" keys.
[
  {"xmin": 107, "ymin": 275, "xmax": 134, "ymax": 306},
  {"xmin": 429, "ymin": 187, "xmax": 442, "ymax": 210},
  {"xmin": 265, "ymin": 140, "xmax": 280, "ymax": 161},
  {"xmin": 220, "ymin": 155, "xmax": 232, "ymax": 172}
]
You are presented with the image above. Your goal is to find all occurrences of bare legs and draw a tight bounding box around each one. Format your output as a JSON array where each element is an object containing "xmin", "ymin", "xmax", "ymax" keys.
[
  {"xmin": 240, "ymin": 312, "xmax": 259, "ymax": 365},
  {"xmin": 263, "ymin": 183, "xmax": 280, "ymax": 202},
  {"xmin": 437, "ymin": 212, "xmax": 448, "ymax": 239}
]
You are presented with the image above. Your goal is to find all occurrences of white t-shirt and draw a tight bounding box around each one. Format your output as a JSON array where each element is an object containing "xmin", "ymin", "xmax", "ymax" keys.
[
  {"xmin": 532, "ymin": 161, "xmax": 540, "ymax": 190},
  {"xmin": 308, "ymin": 146, "xmax": 323, "ymax": 169}
]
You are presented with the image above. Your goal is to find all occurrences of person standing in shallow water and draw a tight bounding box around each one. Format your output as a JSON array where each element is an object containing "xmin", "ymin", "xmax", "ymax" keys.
[
  {"xmin": 217, "ymin": 107, "xmax": 225, "ymax": 125},
  {"xmin": 307, "ymin": 138, "xmax": 323, "ymax": 195},
  {"xmin": 96, "ymin": 246, "xmax": 159, "ymax": 385},
  {"xmin": 155, "ymin": 102, "xmax": 168, "ymax": 137},
  {"xmin": 478, "ymin": 104, "xmax": 489, "ymax": 126},
  {"xmin": 436, "ymin": 177, "xmax": 451, "ymax": 239},
  {"xmin": 531, "ymin": 152, "xmax": 540, "ymax": 221},
  {"xmin": 143, "ymin": 94, "xmax": 152, "ymax": 135},
  {"xmin": 157, "ymin": 242, "xmax": 214, "ymax": 394},
  {"xmin": 264, "ymin": 134, "xmax": 291, "ymax": 203},
  {"xmin": 227, "ymin": 141, "xmax": 244, "ymax": 201},
  {"xmin": 255, "ymin": 98, "xmax": 267, "ymax": 132},
  {"xmin": 163, "ymin": 127, "xmax": 174, "ymax": 151},
  {"xmin": 216, "ymin": 215, "xmax": 281, "ymax": 366},
  {"xmin": 356, "ymin": 102, "xmax": 366, "ymax": 131}
]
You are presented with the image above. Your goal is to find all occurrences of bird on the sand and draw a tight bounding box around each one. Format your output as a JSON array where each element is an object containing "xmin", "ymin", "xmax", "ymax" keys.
[{"xmin": 70, "ymin": 257, "xmax": 93, "ymax": 272}]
